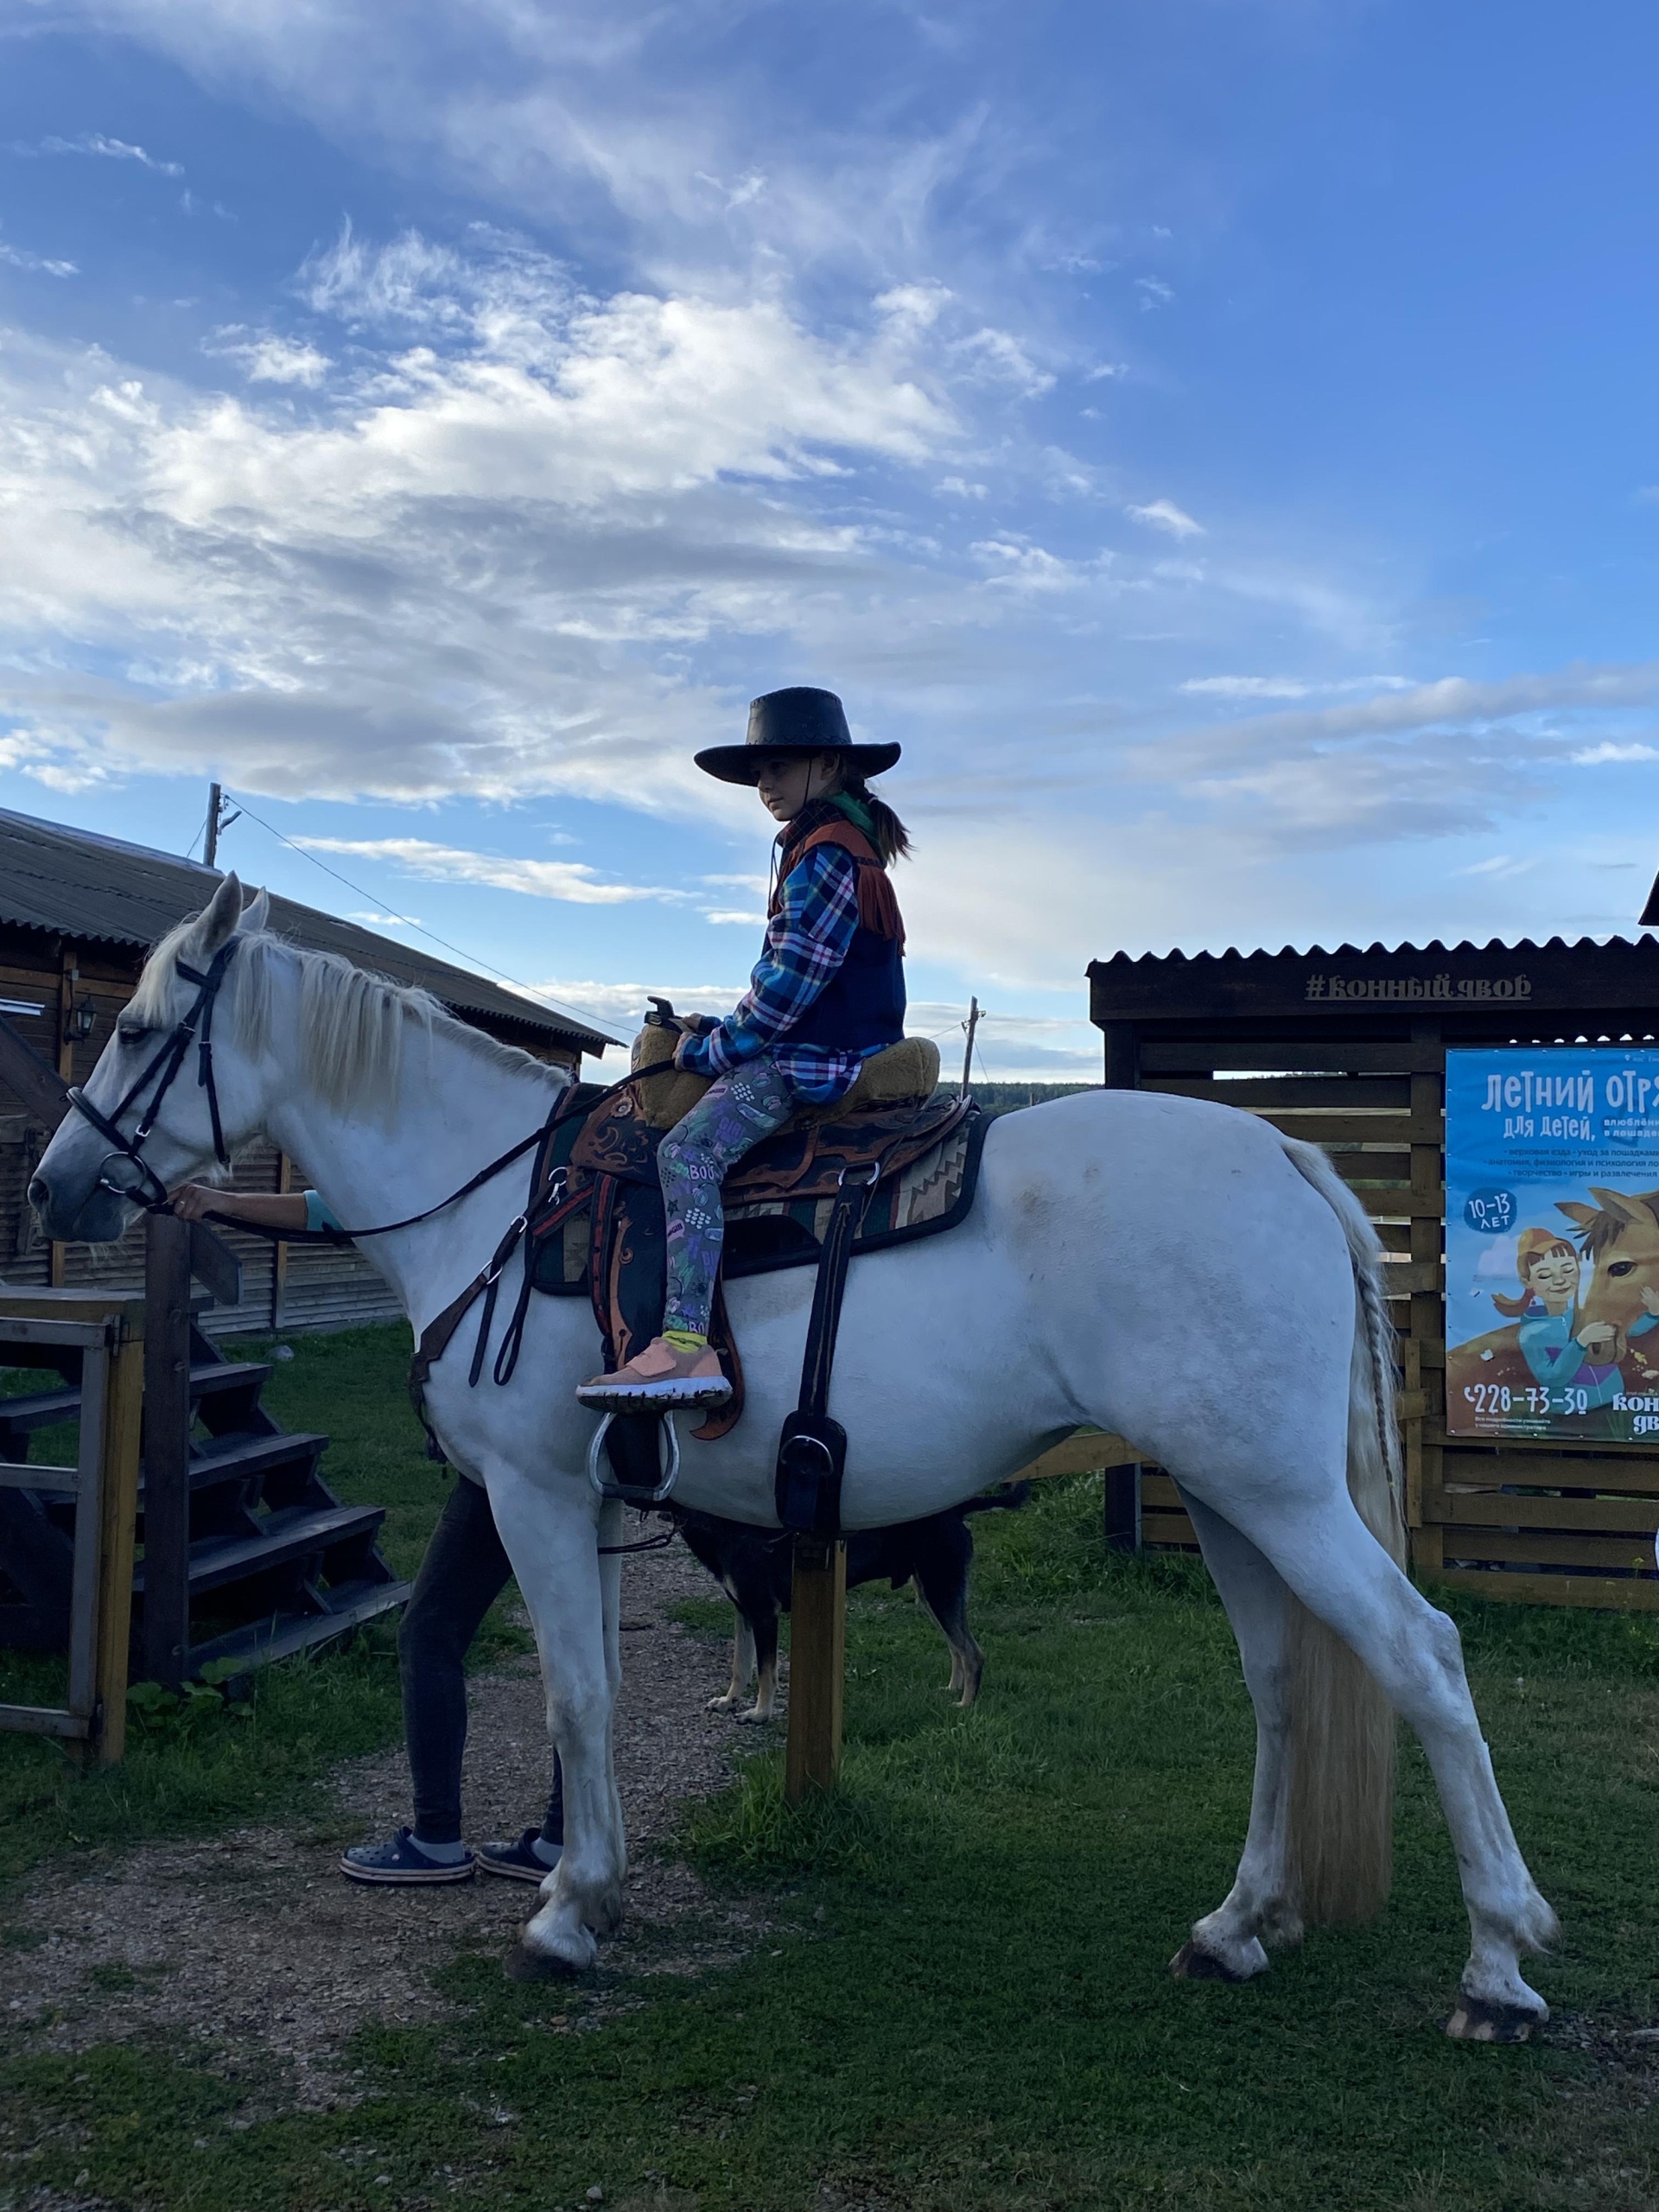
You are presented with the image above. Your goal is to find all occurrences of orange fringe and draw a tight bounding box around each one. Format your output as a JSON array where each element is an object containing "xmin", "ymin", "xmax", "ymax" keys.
[{"xmin": 773, "ymin": 822, "xmax": 906, "ymax": 949}]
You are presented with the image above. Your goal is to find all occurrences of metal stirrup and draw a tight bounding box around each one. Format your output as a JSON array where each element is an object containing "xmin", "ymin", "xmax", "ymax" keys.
[{"xmin": 586, "ymin": 1411, "xmax": 682, "ymax": 1504}]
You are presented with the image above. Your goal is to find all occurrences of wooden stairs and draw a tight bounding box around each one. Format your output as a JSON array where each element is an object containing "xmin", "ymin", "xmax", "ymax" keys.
[{"xmin": 0, "ymin": 1322, "xmax": 407, "ymax": 1681}]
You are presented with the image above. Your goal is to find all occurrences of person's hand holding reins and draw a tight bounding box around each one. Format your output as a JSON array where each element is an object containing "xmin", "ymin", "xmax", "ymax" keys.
[
  {"xmin": 671, "ymin": 1013, "xmax": 718, "ymax": 1068},
  {"xmin": 169, "ymin": 1182, "xmax": 312, "ymax": 1230},
  {"xmin": 169, "ymin": 1181, "xmax": 224, "ymax": 1221}
]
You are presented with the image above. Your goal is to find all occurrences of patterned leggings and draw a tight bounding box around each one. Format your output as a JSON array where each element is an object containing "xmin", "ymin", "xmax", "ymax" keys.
[{"xmin": 659, "ymin": 1057, "xmax": 795, "ymax": 1339}]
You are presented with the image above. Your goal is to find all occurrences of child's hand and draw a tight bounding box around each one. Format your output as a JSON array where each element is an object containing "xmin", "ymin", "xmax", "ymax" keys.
[{"xmin": 1641, "ymin": 1286, "xmax": 1659, "ymax": 1317}]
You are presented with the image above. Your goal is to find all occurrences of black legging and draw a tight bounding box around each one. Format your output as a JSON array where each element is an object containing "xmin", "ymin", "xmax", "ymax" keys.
[{"xmin": 398, "ymin": 1474, "xmax": 563, "ymax": 1848}]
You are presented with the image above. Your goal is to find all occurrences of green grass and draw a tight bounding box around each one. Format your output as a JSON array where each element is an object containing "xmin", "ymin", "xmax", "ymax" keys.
[
  {"xmin": 0, "ymin": 1324, "xmax": 525, "ymax": 1884},
  {"xmin": 7, "ymin": 1459, "xmax": 1659, "ymax": 2209}
]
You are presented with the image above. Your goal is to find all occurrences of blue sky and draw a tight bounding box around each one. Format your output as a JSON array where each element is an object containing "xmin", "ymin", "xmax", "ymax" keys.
[{"xmin": 3, "ymin": 0, "xmax": 1658, "ymax": 1076}]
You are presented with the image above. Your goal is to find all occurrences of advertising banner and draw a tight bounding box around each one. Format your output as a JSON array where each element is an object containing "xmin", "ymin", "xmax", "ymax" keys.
[{"xmin": 1445, "ymin": 1048, "xmax": 1659, "ymax": 1442}]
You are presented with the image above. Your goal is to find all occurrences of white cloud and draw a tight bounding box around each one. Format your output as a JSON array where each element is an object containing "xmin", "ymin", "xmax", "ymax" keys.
[
  {"xmin": 702, "ymin": 908, "xmax": 766, "ymax": 925},
  {"xmin": 346, "ymin": 909, "xmax": 423, "ymax": 925},
  {"xmin": 1127, "ymin": 498, "xmax": 1204, "ymax": 539},
  {"xmin": 1180, "ymin": 673, "xmax": 1415, "ymax": 700},
  {"xmin": 39, "ymin": 132, "xmax": 185, "ymax": 177},
  {"xmin": 0, "ymin": 237, "xmax": 78, "ymax": 278},
  {"xmin": 528, "ymin": 978, "xmax": 748, "ymax": 1038},
  {"xmin": 208, "ymin": 331, "xmax": 333, "ymax": 386},
  {"xmin": 956, "ymin": 326, "xmax": 1055, "ymax": 397},
  {"xmin": 1135, "ymin": 276, "xmax": 1173, "ymax": 309},
  {"xmin": 296, "ymin": 836, "xmax": 677, "ymax": 906},
  {"xmin": 0, "ymin": 227, "xmax": 969, "ymax": 806},
  {"xmin": 1572, "ymin": 741, "xmax": 1659, "ymax": 765}
]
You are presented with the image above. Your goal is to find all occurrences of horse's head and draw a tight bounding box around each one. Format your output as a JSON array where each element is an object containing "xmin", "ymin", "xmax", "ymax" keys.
[
  {"xmin": 1560, "ymin": 1185, "xmax": 1659, "ymax": 1357},
  {"xmin": 29, "ymin": 874, "xmax": 271, "ymax": 1245}
]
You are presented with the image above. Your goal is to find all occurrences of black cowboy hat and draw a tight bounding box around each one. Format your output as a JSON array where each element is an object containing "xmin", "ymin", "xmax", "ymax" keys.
[{"xmin": 695, "ymin": 687, "xmax": 901, "ymax": 785}]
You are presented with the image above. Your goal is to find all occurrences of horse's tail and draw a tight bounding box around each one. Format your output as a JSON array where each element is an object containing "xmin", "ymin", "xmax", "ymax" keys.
[{"xmin": 1278, "ymin": 1136, "xmax": 1407, "ymax": 1928}]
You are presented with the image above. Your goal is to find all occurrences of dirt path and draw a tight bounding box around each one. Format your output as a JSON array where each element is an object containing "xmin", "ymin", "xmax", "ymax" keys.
[{"xmin": 2, "ymin": 1541, "xmax": 771, "ymax": 2108}]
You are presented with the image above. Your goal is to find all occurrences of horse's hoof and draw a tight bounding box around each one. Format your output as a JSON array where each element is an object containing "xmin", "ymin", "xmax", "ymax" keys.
[
  {"xmin": 1445, "ymin": 1995, "xmax": 1541, "ymax": 2044},
  {"xmin": 1169, "ymin": 1940, "xmax": 1252, "ymax": 1984},
  {"xmin": 504, "ymin": 1942, "xmax": 584, "ymax": 1984}
]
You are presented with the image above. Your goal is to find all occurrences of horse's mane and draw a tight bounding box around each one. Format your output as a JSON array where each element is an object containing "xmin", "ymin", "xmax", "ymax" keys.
[
  {"xmin": 1567, "ymin": 1192, "xmax": 1659, "ymax": 1261},
  {"xmin": 130, "ymin": 918, "xmax": 565, "ymax": 1114}
]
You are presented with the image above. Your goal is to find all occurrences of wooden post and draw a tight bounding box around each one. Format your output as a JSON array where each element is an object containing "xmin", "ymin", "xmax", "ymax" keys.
[
  {"xmin": 1408, "ymin": 1020, "xmax": 1446, "ymax": 1577},
  {"xmin": 49, "ymin": 941, "xmax": 77, "ymax": 1289},
  {"xmin": 1103, "ymin": 1463, "xmax": 1142, "ymax": 1551},
  {"xmin": 91, "ymin": 1321, "xmax": 144, "ymax": 1764},
  {"xmin": 143, "ymin": 1214, "xmax": 194, "ymax": 1691},
  {"xmin": 1103, "ymin": 1020, "xmax": 1140, "ymax": 1090},
  {"xmin": 785, "ymin": 1535, "xmax": 846, "ymax": 1802},
  {"xmin": 271, "ymin": 1152, "xmax": 294, "ymax": 1331}
]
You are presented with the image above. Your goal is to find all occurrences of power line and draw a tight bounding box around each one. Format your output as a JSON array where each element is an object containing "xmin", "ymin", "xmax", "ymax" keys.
[{"xmin": 218, "ymin": 788, "xmax": 620, "ymax": 1033}]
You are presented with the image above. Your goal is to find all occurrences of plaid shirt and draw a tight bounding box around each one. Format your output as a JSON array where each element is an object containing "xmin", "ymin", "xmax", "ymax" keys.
[{"xmin": 676, "ymin": 843, "xmax": 870, "ymax": 1103}]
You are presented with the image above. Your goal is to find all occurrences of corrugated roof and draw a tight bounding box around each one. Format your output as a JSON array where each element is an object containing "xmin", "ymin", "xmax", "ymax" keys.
[
  {"xmin": 0, "ymin": 806, "xmax": 619, "ymax": 1055},
  {"xmin": 1089, "ymin": 934, "xmax": 1647, "ymax": 969}
]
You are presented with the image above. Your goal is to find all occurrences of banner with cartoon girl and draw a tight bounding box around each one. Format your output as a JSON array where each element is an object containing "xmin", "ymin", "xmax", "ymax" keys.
[{"xmin": 1445, "ymin": 1047, "xmax": 1659, "ymax": 1441}]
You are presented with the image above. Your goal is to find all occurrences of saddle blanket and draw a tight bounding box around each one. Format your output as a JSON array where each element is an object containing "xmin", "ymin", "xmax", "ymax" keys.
[{"xmin": 527, "ymin": 1088, "xmax": 988, "ymax": 1298}]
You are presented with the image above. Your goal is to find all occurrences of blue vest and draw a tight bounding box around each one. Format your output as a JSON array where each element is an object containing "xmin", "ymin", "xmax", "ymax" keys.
[
  {"xmin": 775, "ymin": 820, "xmax": 907, "ymax": 1057},
  {"xmin": 788, "ymin": 918, "xmax": 906, "ymax": 1055}
]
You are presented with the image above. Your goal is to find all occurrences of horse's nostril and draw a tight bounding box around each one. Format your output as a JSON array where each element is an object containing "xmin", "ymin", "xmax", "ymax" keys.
[{"xmin": 26, "ymin": 1174, "xmax": 48, "ymax": 1211}]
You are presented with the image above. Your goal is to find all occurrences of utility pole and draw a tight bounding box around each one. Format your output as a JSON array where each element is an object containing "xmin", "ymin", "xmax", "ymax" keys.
[
  {"xmin": 961, "ymin": 995, "xmax": 981, "ymax": 1100},
  {"xmin": 202, "ymin": 784, "xmax": 238, "ymax": 870}
]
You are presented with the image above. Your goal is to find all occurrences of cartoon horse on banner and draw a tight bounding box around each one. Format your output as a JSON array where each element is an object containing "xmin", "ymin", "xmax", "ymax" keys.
[{"xmin": 29, "ymin": 880, "xmax": 1558, "ymax": 2038}]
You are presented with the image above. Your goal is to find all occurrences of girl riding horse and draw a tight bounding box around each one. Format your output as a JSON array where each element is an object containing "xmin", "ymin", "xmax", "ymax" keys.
[{"xmin": 579, "ymin": 685, "xmax": 911, "ymax": 1410}]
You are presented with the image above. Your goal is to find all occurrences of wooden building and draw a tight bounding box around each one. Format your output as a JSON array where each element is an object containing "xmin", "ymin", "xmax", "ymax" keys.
[
  {"xmin": 0, "ymin": 805, "xmax": 616, "ymax": 1337},
  {"xmin": 1089, "ymin": 933, "xmax": 1659, "ymax": 1610}
]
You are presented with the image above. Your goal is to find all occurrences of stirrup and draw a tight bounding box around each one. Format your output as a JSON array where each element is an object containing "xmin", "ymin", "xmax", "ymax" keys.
[{"xmin": 586, "ymin": 1410, "xmax": 681, "ymax": 1505}]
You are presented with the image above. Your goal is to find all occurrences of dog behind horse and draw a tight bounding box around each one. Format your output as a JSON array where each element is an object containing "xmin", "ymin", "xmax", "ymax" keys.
[{"xmin": 675, "ymin": 1485, "xmax": 1031, "ymax": 1722}]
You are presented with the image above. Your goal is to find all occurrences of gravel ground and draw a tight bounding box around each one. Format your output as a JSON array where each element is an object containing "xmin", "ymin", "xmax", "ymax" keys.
[{"xmin": 1, "ymin": 1537, "xmax": 771, "ymax": 2108}]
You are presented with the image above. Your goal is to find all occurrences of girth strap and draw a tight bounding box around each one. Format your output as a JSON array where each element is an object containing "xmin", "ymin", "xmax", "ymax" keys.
[{"xmin": 772, "ymin": 1162, "xmax": 879, "ymax": 1535}]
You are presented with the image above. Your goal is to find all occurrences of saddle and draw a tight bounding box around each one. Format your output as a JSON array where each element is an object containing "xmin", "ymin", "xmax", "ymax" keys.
[
  {"xmin": 410, "ymin": 1039, "xmax": 990, "ymax": 1517},
  {"xmin": 530, "ymin": 1074, "xmax": 982, "ymax": 1424}
]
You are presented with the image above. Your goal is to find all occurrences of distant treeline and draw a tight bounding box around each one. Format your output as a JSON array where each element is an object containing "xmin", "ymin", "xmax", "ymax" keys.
[{"xmin": 950, "ymin": 1080, "xmax": 1103, "ymax": 1119}]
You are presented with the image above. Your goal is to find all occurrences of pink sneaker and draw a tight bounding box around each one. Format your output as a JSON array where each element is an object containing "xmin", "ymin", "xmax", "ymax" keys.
[{"xmin": 575, "ymin": 1337, "xmax": 733, "ymax": 1410}]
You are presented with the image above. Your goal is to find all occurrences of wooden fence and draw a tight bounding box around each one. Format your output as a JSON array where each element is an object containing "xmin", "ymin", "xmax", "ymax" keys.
[{"xmin": 1086, "ymin": 935, "xmax": 1659, "ymax": 1610}]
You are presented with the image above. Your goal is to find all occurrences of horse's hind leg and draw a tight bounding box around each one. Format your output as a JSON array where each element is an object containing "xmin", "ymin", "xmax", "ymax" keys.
[
  {"xmin": 1216, "ymin": 1483, "xmax": 1556, "ymax": 2033},
  {"xmin": 1171, "ymin": 1493, "xmax": 1300, "ymax": 1982}
]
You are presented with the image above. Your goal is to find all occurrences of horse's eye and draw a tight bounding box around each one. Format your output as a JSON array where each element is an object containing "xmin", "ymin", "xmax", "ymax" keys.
[
  {"xmin": 117, "ymin": 1024, "xmax": 150, "ymax": 1043},
  {"xmin": 1608, "ymin": 1261, "xmax": 1637, "ymax": 1278}
]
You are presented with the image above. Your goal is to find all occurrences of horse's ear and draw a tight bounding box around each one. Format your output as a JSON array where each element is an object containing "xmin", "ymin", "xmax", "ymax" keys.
[
  {"xmin": 191, "ymin": 873, "xmax": 244, "ymax": 956},
  {"xmin": 239, "ymin": 885, "xmax": 270, "ymax": 935},
  {"xmin": 1589, "ymin": 1187, "xmax": 1652, "ymax": 1226},
  {"xmin": 1556, "ymin": 1201, "xmax": 1598, "ymax": 1228}
]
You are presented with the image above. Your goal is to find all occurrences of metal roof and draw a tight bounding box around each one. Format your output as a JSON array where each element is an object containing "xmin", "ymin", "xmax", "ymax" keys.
[{"xmin": 0, "ymin": 806, "xmax": 618, "ymax": 1055}]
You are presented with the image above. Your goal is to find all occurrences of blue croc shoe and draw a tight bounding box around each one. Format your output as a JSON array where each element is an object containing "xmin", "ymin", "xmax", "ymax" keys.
[
  {"xmin": 475, "ymin": 1828, "xmax": 563, "ymax": 1884},
  {"xmin": 339, "ymin": 1827, "xmax": 476, "ymax": 1885}
]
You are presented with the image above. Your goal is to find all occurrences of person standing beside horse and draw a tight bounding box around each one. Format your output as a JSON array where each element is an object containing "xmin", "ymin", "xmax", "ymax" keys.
[
  {"xmin": 169, "ymin": 1178, "xmax": 566, "ymax": 1888},
  {"xmin": 579, "ymin": 685, "xmax": 912, "ymax": 1412}
]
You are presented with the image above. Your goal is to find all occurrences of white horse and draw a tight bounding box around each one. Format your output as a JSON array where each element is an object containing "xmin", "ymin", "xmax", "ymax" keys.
[{"xmin": 30, "ymin": 878, "xmax": 1557, "ymax": 2038}]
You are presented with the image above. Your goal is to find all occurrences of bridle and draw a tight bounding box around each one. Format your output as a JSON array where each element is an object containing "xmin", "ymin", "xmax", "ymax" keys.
[
  {"xmin": 67, "ymin": 940, "xmax": 240, "ymax": 1213},
  {"xmin": 61, "ymin": 934, "xmax": 677, "ymax": 1247}
]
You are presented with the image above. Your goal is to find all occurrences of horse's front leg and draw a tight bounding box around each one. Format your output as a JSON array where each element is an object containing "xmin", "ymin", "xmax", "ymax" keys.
[{"xmin": 484, "ymin": 1465, "xmax": 625, "ymax": 1975}]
